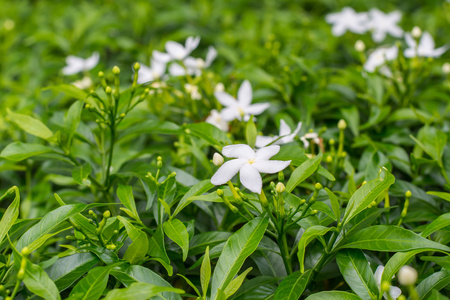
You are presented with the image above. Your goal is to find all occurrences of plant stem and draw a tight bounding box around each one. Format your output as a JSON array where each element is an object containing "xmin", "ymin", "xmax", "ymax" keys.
[{"xmin": 278, "ymin": 223, "xmax": 293, "ymax": 275}]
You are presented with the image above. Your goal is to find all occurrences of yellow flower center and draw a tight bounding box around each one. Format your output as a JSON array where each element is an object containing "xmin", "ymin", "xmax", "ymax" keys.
[{"xmin": 248, "ymin": 159, "xmax": 255, "ymax": 164}]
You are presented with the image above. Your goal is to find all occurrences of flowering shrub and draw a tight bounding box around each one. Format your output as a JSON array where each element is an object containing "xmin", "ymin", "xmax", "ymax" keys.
[{"xmin": 0, "ymin": 1, "xmax": 450, "ymax": 299}]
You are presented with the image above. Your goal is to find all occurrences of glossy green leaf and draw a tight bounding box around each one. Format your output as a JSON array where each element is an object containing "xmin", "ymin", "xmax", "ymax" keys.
[
  {"xmin": 305, "ymin": 291, "xmax": 362, "ymax": 300},
  {"xmin": 325, "ymin": 187, "xmax": 340, "ymax": 222},
  {"xmin": 163, "ymin": 219, "xmax": 189, "ymax": 261},
  {"xmin": 273, "ymin": 270, "xmax": 311, "ymax": 300},
  {"xmin": 286, "ymin": 152, "xmax": 322, "ymax": 193},
  {"xmin": 336, "ymin": 249, "xmax": 379, "ymax": 300},
  {"xmin": 342, "ymin": 172, "xmax": 395, "ymax": 226},
  {"xmin": 421, "ymin": 212, "xmax": 450, "ymax": 237},
  {"xmin": 47, "ymin": 84, "xmax": 88, "ymax": 100},
  {"xmin": 148, "ymin": 225, "xmax": 172, "ymax": 275},
  {"xmin": 201, "ymin": 246, "xmax": 211, "ymax": 298},
  {"xmin": 64, "ymin": 100, "xmax": 84, "ymax": 146},
  {"xmin": 185, "ymin": 122, "xmax": 232, "ymax": 149},
  {"xmin": 0, "ymin": 142, "xmax": 55, "ymax": 161},
  {"xmin": 381, "ymin": 249, "xmax": 430, "ymax": 284},
  {"xmin": 427, "ymin": 191, "xmax": 450, "ymax": 202},
  {"xmin": 298, "ymin": 225, "xmax": 332, "ymax": 273},
  {"xmin": 420, "ymin": 256, "xmax": 450, "ymax": 270},
  {"xmin": 223, "ymin": 267, "xmax": 253, "ymax": 298},
  {"xmin": 415, "ymin": 269, "xmax": 450, "ymax": 300},
  {"xmin": 8, "ymin": 109, "xmax": 53, "ymax": 140},
  {"xmin": 124, "ymin": 231, "xmax": 149, "ymax": 265},
  {"xmin": 338, "ymin": 225, "xmax": 450, "ymax": 252},
  {"xmin": 117, "ymin": 185, "xmax": 139, "ymax": 221},
  {"xmin": 172, "ymin": 180, "xmax": 214, "ymax": 218},
  {"xmin": 103, "ymin": 282, "xmax": 184, "ymax": 300},
  {"xmin": 24, "ymin": 259, "xmax": 61, "ymax": 300},
  {"xmin": 210, "ymin": 216, "xmax": 269, "ymax": 300},
  {"xmin": 118, "ymin": 119, "xmax": 180, "ymax": 141},
  {"xmin": 69, "ymin": 264, "xmax": 119, "ymax": 300},
  {"xmin": 0, "ymin": 186, "xmax": 20, "ymax": 245}
]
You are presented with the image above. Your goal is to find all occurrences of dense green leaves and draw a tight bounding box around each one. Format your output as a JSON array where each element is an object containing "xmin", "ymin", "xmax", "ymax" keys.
[
  {"xmin": 103, "ymin": 283, "xmax": 184, "ymax": 300},
  {"xmin": 273, "ymin": 270, "xmax": 311, "ymax": 299},
  {"xmin": 297, "ymin": 225, "xmax": 332, "ymax": 273},
  {"xmin": 0, "ymin": 186, "xmax": 20, "ymax": 245},
  {"xmin": 286, "ymin": 152, "xmax": 322, "ymax": 193},
  {"xmin": 1, "ymin": 142, "xmax": 55, "ymax": 161},
  {"xmin": 69, "ymin": 264, "xmax": 120, "ymax": 300},
  {"xmin": 163, "ymin": 219, "xmax": 189, "ymax": 261}
]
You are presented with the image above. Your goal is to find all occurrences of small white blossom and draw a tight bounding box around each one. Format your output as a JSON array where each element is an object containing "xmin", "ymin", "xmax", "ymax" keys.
[
  {"xmin": 215, "ymin": 82, "xmax": 225, "ymax": 92},
  {"xmin": 375, "ymin": 266, "xmax": 402, "ymax": 300},
  {"xmin": 404, "ymin": 32, "xmax": 448, "ymax": 58},
  {"xmin": 169, "ymin": 46, "xmax": 217, "ymax": 76},
  {"xmin": 184, "ymin": 84, "xmax": 202, "ymax": 100},
  {"xmin": 153, "ymin": 36, "xmax": 201, "ymax": 63},
  {"xmin": 300, "ymin": 132, "xmax": 320, "ymax": 148},
  {"xmin": 213, "ymin": 153, "xmax": 224, "ymax": 166},
  {"xmin": 366, "ymin": 9, "xmax": 403, "ymax": 42},
  {"xmin": 325, "ymin": 7, "xmax": 369, "ymax": 36},
  {"xmin": 206, "ymin": 109, "xmax": 229, "ymax": 132},
  {"xmin": 72, "ymin": 76, "xmax": 93, "ymax": 89},
  {"xmin": 214, "ymin": 80, "xmax": 270, "ymax": 122},
  {"xmin": 355, "ymin": 40, "xmax": 366, "ymax": 52},
  {"xmin": 398, "ymin": 266, "xmax": 418, "ymax": 286},
  {"xmin": 211, "ymin": 144, "xmax": 291, "ymax": 194},
  {"xmin": 255, "ymin": 119, "xmax": 302, "ymax": 148},
  {"xmin": 411, "ymin": 26, "xmax": 422, "ymax": 39},
  {"xmin": 62, "ymin": 52, "xmax": 100, "ymax": 75},
  {"xmin": 137, "ymin": 60, "xmax": 166, "ymax": 84},
  {"xmin": 364, "ymin": 45, "xmax": 398, "ymax": 74}
]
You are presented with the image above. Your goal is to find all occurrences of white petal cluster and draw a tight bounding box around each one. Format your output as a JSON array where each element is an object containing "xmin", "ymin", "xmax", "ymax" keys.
[
  {"xmin": 62, "ymin": 52, "xmax": 100, "ymax": 75},
  {"xmin": 206, "ymin": 109, "xmax": 229, "ymax": 132},
  {"xmin": 374, "ymin": 266, "xmax": 402, "ymax": 300},
  {"xmin": 364, "ymin": 45, "xmax": 398, "ymax": 74},
  {"xmin": 326, "ymin": 7, "xmax": 403, "ymax": 42},
  {"xmin": 211, "ymin": 144, "xmax": 291, "ymax": 194},
  {"xmin": 256, "ymin": 119, "xmax": 302, "ymax": 148},
  {"xmin": 404, "ymin": 31, "xmax": 448, "ymax": 58}
]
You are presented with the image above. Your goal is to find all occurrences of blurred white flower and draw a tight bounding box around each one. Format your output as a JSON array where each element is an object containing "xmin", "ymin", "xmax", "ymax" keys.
[
  {"xmin": 169, "ymin": 46, "xmax": 217, "ymax": 76},
  {"xmin": 374, "ymin": 266, "xmax": 402, "ymax": 299},
  {"xmin": 153, "ymin": 36, "xmax": 201, "ymax": 62},
  {"xmin": 211, "ymin": 144, "xmax": 291, "ymax": 193},
  {"xmin": 206, "ymin": 109, "xmax": 229, "ymax": 132},
  {"xmin": 325, "ymin": 7, "xmax": 369, "ymax": 36},
  {"xmin": 72, "ymin": 76, "xmax": 93, "ymax": 89},
  {"xmin": 398, "ymin": 265, "xmax": 418, "ymax": 286},
  {"xmin": 364, "ymin": 45, "xmax": 398, "ymax": 74},
  {"xmin": 404, "ymin": 32, "xmax": 448, "ymax": 58},
  {"xmin": 255, "ymin": 119, "xmax": 302, "ymax": 148},
  {"xmin": 62, "ymin": 52, "xmax": 100, "ymax": 75},
  {"xmin": 411, "ymin": 26, "xmax": 422, "ymax": 39},
  {"xmin": 184, "ymin": 84, "xmax": 202, "ymax": 100},
  {"xmin": 137, "ymin": 60, "xmax": 166, "ymax": 84},
  {"xmin": 300, "ymin": 132, "xmax": 320, "ymax": 148},
  {"xmin": 214, "ymin": 80, "xmax": 270, "ymax": 122},
  {"xmin": 366, "ymin": 9, "xmax": 403, "ymax": 42},
  {"xmin": 215, "ymin": 82, "xmax": 225, "ymax": 92},
  {"xmin": 443, "ymin": 63, "xmax": 450, "ymax": 74},
  {"xmin": 355, "ymin": 40, "xmax": 366, "ymax": 52}
]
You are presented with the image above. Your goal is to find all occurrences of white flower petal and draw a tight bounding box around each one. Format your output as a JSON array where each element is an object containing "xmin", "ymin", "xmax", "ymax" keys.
[
  {"xmin": 245, "ymin": 103, "xmax": 270, "ymax": 116},
  {"xmin": 205, "ymin": 46, "xmax": 218, "ymax": 67},
  {"xmin": 255, "ymin": 136, "xmax": 278, "ymax": 148},
  {"xmin": 152, "ymin": 60, "xmax": 166, "ymax": 76},
  {"xmin": 166, "ymin": 41, "xmax": 187, "ymax": 60},
  {"xmin": 137, "ymin": 64, "xmax": 154, "ymax": 84},
  {"xmin": 152, "ymin": 50, "xmax": 172, "ymax": 63},
  {"xmin": 279, "ymin": 119, "xmax": 292, "ymax": 137},
  {"xmin": 222, "ymin": 144, "xmax": 255, "ymax": 159},
  {"xmin": 252, "ymin": 160, "xmax": 291, "ymax": 174},
  {"xmin": 214, "ymin": 91, "xmax": 237, "ymax": 107},
  {"xmin": 374, "ymin": 266, "xmax": 384, "ymax": 285},
  {"xmin": 211, "ymin": 159, "xmax": 246, "ymax": 185},
  {"xmin": 84, "ymin": 52, "xmax": 100, "ymax": 70},
  {"xmin": 185, "ymin": 36, "xmax": 200, "ymax": 53},
  {"xmin": 220, "ymin": 107, "xmax": 240, "ymax": 122},
  {"xmin": 239, "ymin": 164, "xmax": 262, "ymax": 193},
  {"xmin": 62, "ymin": 64, "xmax": 83, "ymax": 76},
  {"xmin": 255, "ymin": 145, "xmax": 280, "ymax": 161},
  {"xmin": 389, "ymin": 286, "xmax": 402, "ymax": 299},
  {"xmin": 169, "ymin": 63, "xmax": 186, "ymax": 76},
  {"xmin": 238, "ymin": 80, "xmax": 253, "ymax": 107}
]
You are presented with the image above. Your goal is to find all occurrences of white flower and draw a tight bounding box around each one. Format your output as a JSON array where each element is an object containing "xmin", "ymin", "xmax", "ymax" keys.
[
  {"xmin": 325, "ymin": 7, "xmax": 369, "ymax": 36},
  {"xmin": 62, "ymin": 52, "xmax": 100, "ymax": 75},
  {"xmin": 404, "ymin": 32, "xmax": 448, "ymax": 58},
  {"xmin": 398, "ymin": 266, "xmax": 418, "ymax": 286},
  {"xmin": 137, "ymin": 60, "xmax": 166, "ymax": 84},
  {"xmin": 184, "ymin": 84, "xmax": 202, "ymax": 100},
  {"xmin": 411, "ymin": 26, "xmax": 422, "ymax": 39},
  {"xmin": 300, "ymin": 132, "xmax": 320, "ymax": 148},
  {"xmin": 211, "ymin": 144, "xmax": 291, "ymax": 194},
  {"xmin": 364, "ymin": 45, "xmax": 398, "ymax": 74},
  {"xmin": 153, "ymin": 36, "xmax": 201, "ymax": 62},
  {"xmin": 255, "ymin": 119, "xmax": 302, "ymax": 148},
  {"xmin": 443, "ymin": 63, "xmax": 450, "ymax": 74},
  {"xmin": 215, "ymin": 82, "xmax": 225, "ymax": 92},
  {"xmin": 366, "ymin": 9, "xmax": 403, "ymax": 42},
  {"xmin": 375, "ymin": 266, "xmax": 402, "ymax": 299},
  {"xmin": 214, "ymin": 80, "xmax": 270, "ymax": 122},
  {"xmin": 206, "ymin": 109, "xmax": 229, "ymax": 132},
  {"xmin": 169, "ymin": 46, "xmax": 217, "ymax": 77},
  {"xmin": 355, "ymin": 40, "xmax": 366, "ymax": 52},
  {"xmin": 72, "ymin": 76, "xmax": 93, "ymax": 89}
]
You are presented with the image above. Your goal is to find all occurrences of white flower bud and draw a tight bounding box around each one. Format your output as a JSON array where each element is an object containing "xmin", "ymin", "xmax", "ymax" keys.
[
  {"xmin": 196, "ymin": 58, "xmax": 205, "ymax": 69},
  {"xmin": 338, "ymin": 119, "xmax": 347, "ymax": 130},
  {"xmin": 215, "ymin": 82, "xmax": 225, "ymax": 92},
  {"xmin": 443, "ymin": 63, "xmax": 450, "ymax": 74},
  {"xmin": 398, "ymin": 265, "xmax": 418, "ymax": 286},
  {"xmin": 355, "ymin": 40, "xmax": 365, "ymax": 52},
  {"xmin": 213, "ymin": 153, "xmax": 224, "ymax": 166},
  {"xmin": 411, "ymin": 26, "xmax": 422, "ymax": 39},
  {"xmin": 276, "ymin": 182, "xmax": 285, "ymax": 193}
]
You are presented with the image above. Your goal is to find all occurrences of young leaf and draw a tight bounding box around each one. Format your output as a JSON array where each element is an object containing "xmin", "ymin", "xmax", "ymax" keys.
[
  {"xmin": 286, "ymin": 152, "xmax": 323, "ymax": 193},
  {"xmin": 103, "ymin": 282, "xmax": 184, "ymax": 300},
  {"xmin": 210, "ymin": 216, "xmax": 269, "ymax": 300},
  {"xmin": 297, "ymin": 225, "xmax": 332, "ymax": 273},
  {"xmin": 23, "ymin": 260, "xmax": 61, "ymax": 300},
  {"xmin": 123, "ymin": 231, "xmax": 149, "ymax": 265},
  {"xmin": 0, "ymin": 142, "xmax": 55, "ymax": 161},
  {"xmin": 421, "ymin": 212, "xmax": 450, "ymax": 237},
  {"xmin": 336, "ymin": 249, "xmax": 379, "ymax": 300},
  {"xmin": 72, "ymin": 163, "xmax": 92, "ymax": 185},
  {"xmin": 381, "ymin": 249, "xmax": 430, "ymax": 284},
  {"xmin": 163, "ymin": 219, "xmax": 189, "ymax": 261},
  {"xmin": 0, "ymin": 186, "xmax": 20, "ymax": 245},
  {"xmin": 148, "ymin": 225, "xmax": 172, "ymax": 275},
  {"xmin": 420, "ymin": 256, "xmax": 450, "ymax": 270},
  {"xmin": 273, "ymin": 270, "xmax": 312, "ymax": 300},
  {"xmin": 305, "ymin": 291, "xmax": 363, "ymax": 300},
  {"xmin": 117, "ymin": 185, "xmax": 139, "ymax": 221},
  {"xmin": 415, "ymin": 269, "xmax": 450, "ymax": 300},
  {"xmin": 325, "ymin": 187, "xmax": 340, "ymax": 222},
  {"xmin": 8, "ymin": 109, "xmax": 53, "ymax": 140},
  {"xmin": 223, "ymin": 267, "xmax": 253, "ymax": 298},
  {"xmin": 201, "ymin": 246, "xmax": 211, "ymax": 298},
  {"xmin": 64, "ymin": 100, "xmax": 84, "ymax": 146},
  {"xmin": 69, "ymin": 264, "xmax": 120, "ymax": 300},
  {"xmin": 426, "ymin": 191, "xmax": 450, "ymax": 202}
]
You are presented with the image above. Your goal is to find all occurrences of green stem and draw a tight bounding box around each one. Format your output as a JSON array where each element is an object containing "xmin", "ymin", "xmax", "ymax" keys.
[{"xmin": 278, "ymin": 223, "xmax": 293, "ymax": 275}]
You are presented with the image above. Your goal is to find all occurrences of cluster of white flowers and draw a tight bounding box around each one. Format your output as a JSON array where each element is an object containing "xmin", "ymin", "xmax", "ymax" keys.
[
  {"xmin": 326, "ymin": 7, "xmax": 448, "ymax": 75},
  {"xmin": 206, "ymin": 80, "xmax": 270, "ymax": 131}
]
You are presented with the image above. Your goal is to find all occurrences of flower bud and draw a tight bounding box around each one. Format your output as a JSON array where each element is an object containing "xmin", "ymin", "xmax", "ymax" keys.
[
  {"xmin": 398, "ymin": 265, "xmax": 418, "ymax": 286},
  {"xmin": 442, "ymin": 63, "xmax": 450, "ymax": 74},
  {"xmin": 3, "ymin": 19, "xmax": 15, "ymax": 31},
  {"xmin": 405, "ymin": 190, "xmax": 412, "ymax": 198},
  {"xmin": 278, "ymin": 171, "xmax": 284, "ymax": 182},
  {"xmin": 157, "ymin": 156, "xmax": 163, "ymax": 169},
  {"xmin": 215, "ymin": 83, "xmax": 225, "ymax": 93},
  {"xmin": 216, "ymin": 189, "xmax": 224, "ymax": 197},
  {"xmin": 326, "ymin": 155, "xmax": 333, "ymax": 163},
  {"xmin": 276, "ymin": 182, "xmax": 285, "ymax": 193},
  {"xmin": 112, "ymin": 66, "xmax": 120, "ymax": 75},
  {"xmin": 329, "ymin": 139, "xmax": 335, "ymax": 145},
  {"xmin": 213, "ymin": 153, "xmax": 224, "ymax": 166},
  {"xmin": 98, "ymin": 71, "xmax": 104, "ymax": 78},
  {"xmin": 338, "ymin": 119, "xmax": 347, "ymax": 130},
  {"xmin": 105, "ymin": 86, "xmax": 112, "ymax": 94},
  {"xmin": 314, "ymin": 182, "xmax": 323, "ymax": 191},
  {"xmin": 106, "ymin": 244, "xmax": 117, "ymax": 250},
  {"xmin": 411, "ymin": 26, "xmax": 422, "ymax": 39},
  {"xmin": 133, "ymin": 62, "xmax": 140, "ymax": 71},
  {"xmin": 355, "ymin": 40, "xmax": 365, "ymax": 52},
  {"xmin": 17, "ymin": 269, "xmax": 25, "ymax": 281},
  {"xmin": 103, "ymin": 210, "xmax": 111, "ymax": 218},
  {"xmin": 380, "ymin": 281, "xmax": 391, "ymax": 293},
  {"xmin": 398, "ymin": 296, "xmax": 406, "ymax": 300},
  {"xmin": 21, "ymin": 247, "xmax": 30, "ymax": 256}
]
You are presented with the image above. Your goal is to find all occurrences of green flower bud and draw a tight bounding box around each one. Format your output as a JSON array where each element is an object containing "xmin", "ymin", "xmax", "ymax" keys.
[
  {"xmin": 105, "ymin": 86, "xmax": 112, "ymax": 94},
  {"xmin": 112, "ymin": 66, "xmax": 120, "ymax": 75},
  {"xmin": 17, "ymin": 269, "xmax": 25, "ymax": 281},
  {"xmin": 314, "ymin": 183, "xmax": 323, "ymax": 190},
  {"xmin": 380, "ymin": 281, "xmax": 391, "ymax": 293},
  {"xmin": 133, "ymin": 62, "xmax": 140, "ymax": 71},
  {"xmin": 216, "ymin": 189, "xmax": 224, "ymax": 197},
  {"xmin": 21, "ymin": 247, "xmax": 30, "ymax": 256},
  {"xmin": 326, "ymin": 155, "xmax": 333, "ymax": 163},
  {"xmin": 276, "ymin": 182, "xmax": 285, "ymax": 194},
  {"xmin": 338, "ymin": 119, "xmax": 347, "ymax": 130},
  {"xmin": 278, "ymin": 171, "xmax": 284, "ymax": 182},
  {"xmin": 103, "ymin": 210, "xmax": 111, "ymax": 218},
  {"xmin": 98, "ymin": 71, "xmax": 104, "ymax": 78},
  {"xmin": 405, "ymin": 190, "xmax": 412, "ymax": 198}
]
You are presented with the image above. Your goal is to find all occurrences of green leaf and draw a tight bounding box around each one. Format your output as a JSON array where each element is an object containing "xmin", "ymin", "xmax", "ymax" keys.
[
  {"xmin": 118, "ymin": 119, "xmax": 180, "ymax": 141},
  {"xmin": 297, "ymin": 225, "xmax": 332, "ymax": 273},
  {"xmin": 0, "ymin": 142, "xmax": 55, "ymax": 161},
  {"xmin": 421, "ymin": 212, "xmax": 450, "ymax": 237},
  {"xmin": 286, "ymin": 152, "xmax": 322, "ymax": 193},
  {"xmin": 184, "ymin": 122, "xmax": 232, "ymax": 149},
  {"xmin": 305, "ymin": 291, "xmax": 362, "ymax": 300},
  {"xmin": 273, "ymin": 270, "xmax": 312, "ymax": 300},
  {"xmin": 210, "ymin": 216, "xmax": 269, "ymax": 300},
  {"xmin": 342, "ymin": 172, "xmax": 395, "ymax": 226},
  {"xmin": 223, "ymin": 267, "xmax": 253, "ymax": 298},
  {"xmin": 103, "ymin": 282, "xmax": 184, "ymax": 300},
  {"xmin": 336, "ymin": 249, "xmax": 379, "ymax": 300},
  {"xmin": 117, "ymin": 185, "xmax": 139, "ymax": 221},
  {"xmin": 117, "ymin": 216, "xmax": 141, "ymax": 241},
  {"xmin": 148, "ymin": 225, "xmax": 172, "ymax": 275},
  {"xmin": 24, "ymin": 260, "xmax": 61, "ymax": 300},
  {"xmin": 46, "ymin": 84, "xmax": 88, "ymax": 100},
  {"xmin": 0, "ymin": 186, "xmax": 20, "ymax": 245},
  {"xmin": 46, "ymin": 253, "xmax": 99, "ymax": 291},
  {"xmin": 325, "ymin": 188, "xmax": 340, "ymax": 222},
  {"xmin": 64, "ymin": 100, "xmax": 84, "ymax": 146},
  {"xmin": 72, "ymin": 163, "xmax": 92, "ymax": 185},
  {"xmin": 8, "ymin": 109, "xmax": 53, "ymax": 140},
  {"xmin": 338, "ymin": 225, "xmax": 450, "ymax": 252},
  {"xmin": 245, "ymin": 117, "xmax": 257, "ymax": 149},
  {"xmin": 69, "ymin": 264, "xmax": 119, "ymax": 300},
  {"xmin": 427, "ymin": 191, "xmax": 450, "ymax": 202},
  {"xmin": 421, "ymin": 256, "xmax": 450, "ymax": 270},
  {"xmin": 411, "ymin": 125, "xmax": 447, "ymax": 165},
  {"xmin": 16, "ymin": 204, "xmax": 86, "ymax": 252},
  {"xmin": 201, "ymin": 246, "xmax": 211, "ymax": 298},
  {"xmin": 381, "ymin": 250, "xmax": 430, "ymax": 284},
  {"xmin": 341, "ymin": 106, "xmax": 359, "ymax": 137},
  {"xmin": 124, "ymin": 231, "xmax": 149, "ymax": 265},
  {"xmin": 415, "ymin": 269, "xmax": 450, "ymax": 300},
  {"xmin": 163, "ymin": 219, "xmax": 189, "ymax": 261}
]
